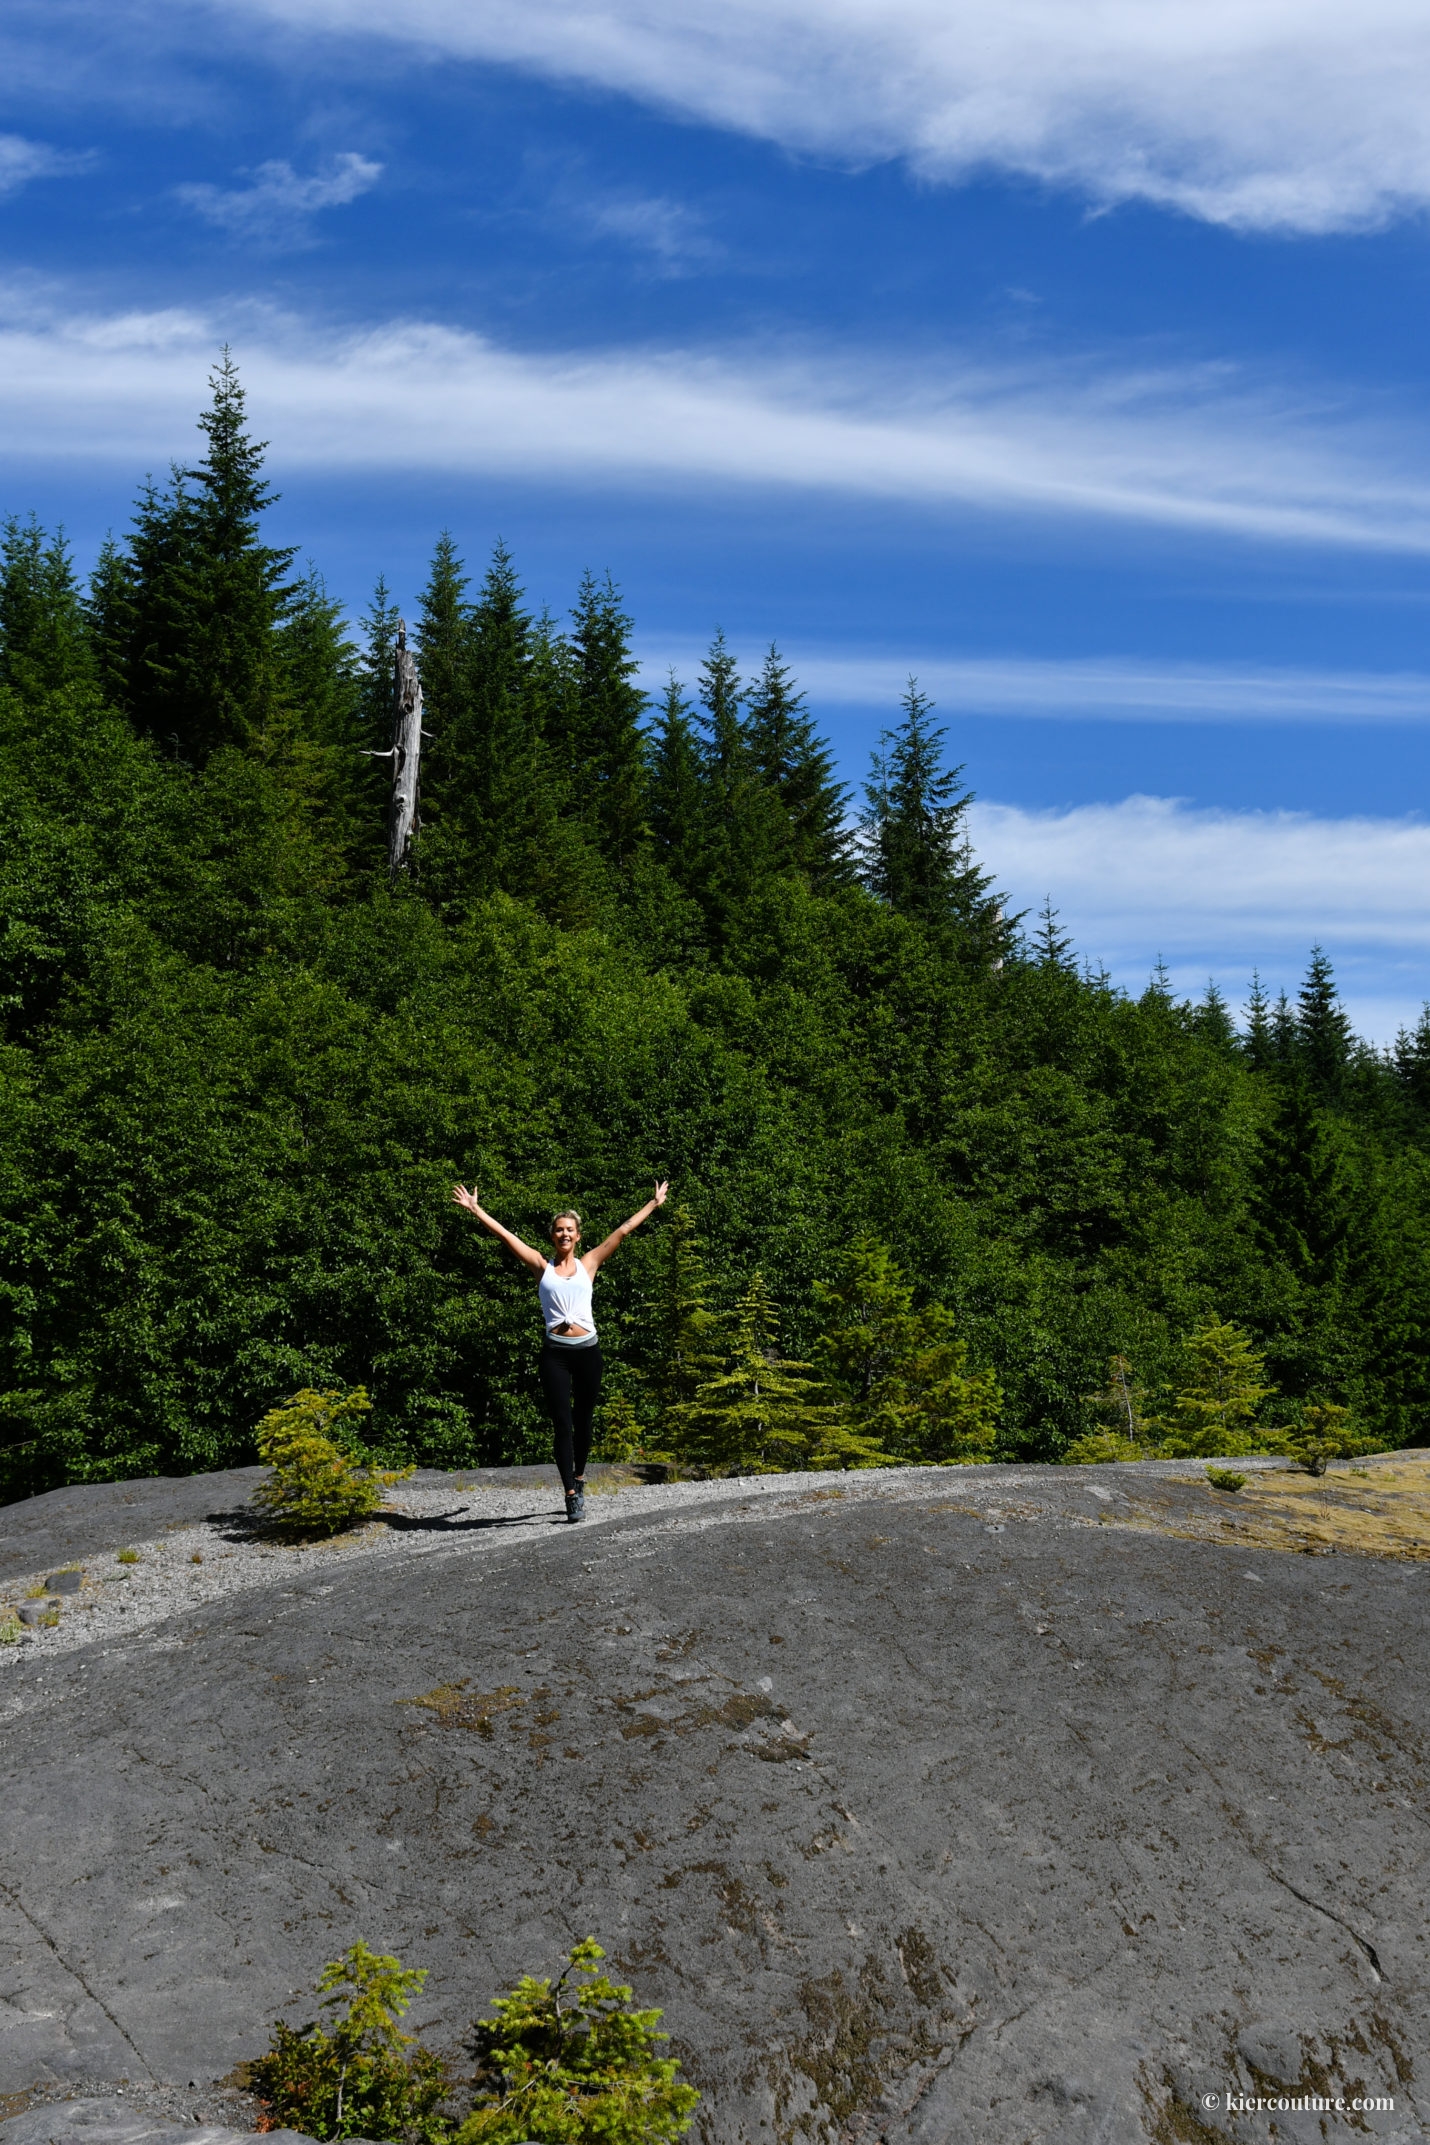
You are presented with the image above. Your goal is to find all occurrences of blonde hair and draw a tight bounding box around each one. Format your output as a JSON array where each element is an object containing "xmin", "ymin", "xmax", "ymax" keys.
[{"xmin": 550, "ymin": 1209, "xmax": 582, "ymax": 1235}]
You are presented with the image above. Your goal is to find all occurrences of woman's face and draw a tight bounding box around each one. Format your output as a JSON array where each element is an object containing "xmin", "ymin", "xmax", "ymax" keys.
[{"xmin": 550, "ymin": 1215, "xmax": 581, "ymax": 1259}]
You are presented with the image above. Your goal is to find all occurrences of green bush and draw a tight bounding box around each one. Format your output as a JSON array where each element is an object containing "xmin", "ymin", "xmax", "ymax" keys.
[
  {"xmin": 1063, "ymin": 1431, "xmax": 1149, "ymax": 1465},
  {"xmin": 592, "ymin": 1391, "xmax": 644, "ymax": 1464},
  {"xmin": 250, "ymin": 1942, "xmax": 449, "ymax": 2143},
  {"xmin": 251, "ymin": 1387, "xmax": 413, "ymax": 1539},
  {"xmin": 1204, "ymin": 1466, "xmax": 1246, "ymax": 1492},
  {"xmin": 458, "ymin": 1939, "xmax": 698, "ymax": 2145},
  {"xmin": 1274, "ymin": 1400, "xmax": 1385, "ymax": 1477}
]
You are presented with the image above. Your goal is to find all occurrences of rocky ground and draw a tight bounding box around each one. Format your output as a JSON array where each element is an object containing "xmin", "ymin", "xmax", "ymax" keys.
[{"xmin": 0, "ymin": 1456, "xmax": 1425, "ymax": 2145}]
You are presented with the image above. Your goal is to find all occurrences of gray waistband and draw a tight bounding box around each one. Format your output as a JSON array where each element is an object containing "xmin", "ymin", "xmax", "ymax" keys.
[{"xmin": 543, "ymin": 1330, "xmax": 599, "ymax": 1349}]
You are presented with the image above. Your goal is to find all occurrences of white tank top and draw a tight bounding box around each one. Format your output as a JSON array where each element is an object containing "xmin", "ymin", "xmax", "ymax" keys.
[{"xmin": 538, "ymin": 1259, "xmax": 596, "ymax": 1339}]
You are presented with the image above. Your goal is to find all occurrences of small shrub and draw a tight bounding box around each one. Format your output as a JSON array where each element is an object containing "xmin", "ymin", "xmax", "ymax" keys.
[
  {"xmin": 0, "ymin": 1612, "xmax": 21, "ymax": 1646},
  {"xmin": 593, "ymin": 1391, "xmax": 644, "ymax": 1465},
  {"xmin": 250, "ymin": 1941, "xmax": 448, "ymax": 2142},
  {"xmin": 251, "ymin": 1387, "xmax": 413, "ymax": 1540},
  {"xmin": 459, "ymin": 1939, "xmax": 698, "ymax": 2145},
  {"xmin": 1205, "ymin": 1467, "xmax": 1246, "ymax": 1492},
  {"xmin": 1275, "ymin": 1400, "xmax": 1385, "ymax": 1478},
  {"xmin": 1063, "ymin": 1431, "xmax": 1149, "ymax": 1465},
  {"xmin": 116, "ymin": 1548, "xmax": 140, "ymax": 1565}
]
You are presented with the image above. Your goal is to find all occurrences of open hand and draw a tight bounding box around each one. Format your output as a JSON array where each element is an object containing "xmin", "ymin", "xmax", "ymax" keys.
[
  {"xmin": 452, "ymin": 1183, "xmax": 481, "ymax": 1215},
  {"xmin": 653, "ymin": 1180, "xmax": 670, "ymax": 1207}
]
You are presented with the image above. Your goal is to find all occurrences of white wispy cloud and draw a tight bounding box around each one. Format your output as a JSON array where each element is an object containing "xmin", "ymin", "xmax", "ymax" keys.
[
  {"xmin": 636, "ymin": 649, "xmax": 1430, "ymax": 726},
  {"xmin": 220, "ymin": 0, "xmax": 1430, "ymax": 236},
  {"xmin": 0, "ymin": 133, "xmax": 94, "ymax": 196},
  {"xmin": 581, "ymin": 190, "xmax": 719, "ymax": 269},
  {"xmin": 176, "ymin": 152, "xmax": 381, "ymax": 240},
  {"xmin": 3, "ymin": 290, "xmax": 1430, "ymax": 552},
  {"xmin": 969, "ymin": 795, "xmax": 1430, "ymax": 1041}
]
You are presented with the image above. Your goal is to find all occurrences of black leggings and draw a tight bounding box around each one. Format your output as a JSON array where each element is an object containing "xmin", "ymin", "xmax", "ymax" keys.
[{"xmin": 539, "ymin": 1341, "xmax": 603, "ymax": 1493}]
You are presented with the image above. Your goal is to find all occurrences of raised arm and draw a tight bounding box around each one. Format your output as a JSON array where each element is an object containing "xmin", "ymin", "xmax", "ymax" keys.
[
  {"xmin": 451, "ymin": 1185, "xmax": 548, "ymax": 1275},
  {"xmin": 582, "ymin": 1181, "xmax": 670, "ymax": 1273}
]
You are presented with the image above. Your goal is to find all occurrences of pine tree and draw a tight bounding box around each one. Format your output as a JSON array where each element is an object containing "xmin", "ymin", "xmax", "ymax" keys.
[
  {"xmin": 1192, "ymin": 980, "xmax": 1237, "ymax": 1050},
  {"xmin": 647, "ymin": 1204, "xmax": 721, "ymax": 1421},
  {"xmin": 1032, "ymin": 897, "xmax": 1075, "ymax": 971},
  {"xmin": 859, "ymin": 680, "xmax": 991, "ymax": 930},
  {"xmin": 1243, "ymin": 972, "xmax": 1274, "ymax": 1072},
  {"xmin": 1271, "ymin": 990, "xmax": 1298, "ymax": 1067},
  {"xmin": 1064, "ymin": 1354, "xmax": 1154, "ymax": 1462},
  {"xmin": 85, "ymin": 536, "xmax": 135, "ymax": 709},
  {"xmin": 1255, "ymin": 1076, "xmax": 1352, "ymax": 1290},
  {"xmin": 744, "ymin": 645, "xmax": 851, "ymax": 890},
  {"xmin": 694, "ymin": 629, "xmax": 781, "ymax": 916},
  {"xmin": 1393, "ymin": 1005, "xmax": 1430, "ymax": 1119},
  {"xmin": 666, "ymin": 1274, "xmax": 883, "ymax": 1474},
  {"xmin": 647, "ymin": 674, "xmax": 709, "ymax": 897},
  {"xmin": 1155, "ymin": 1317, "xmax": 1275, "ymax": 1458},
  {"xmin": 415, "ymin": 533, "xmax": 472, "ymax": 741},
  {"xmin": 0, "ymin": 518, "xmax": 91, "ymax": 697},
  {"xmin": 279, "ymin": 568, "xmax": 361, "ymax": 749},
  {"xmin": 570, "ymin": 572, "xmax": 647, "ymax": 869},
  {"xmin": 1143, "ymin": 957, "xmax": 1174, "ymax": 1005},
  {"xmin": 1296, "ymin": 946, "xmax": 1353, "ymax": 1101},
  {"xmin": 358, "ymin": 574, "xmax": 402, "ymax": 739},
  {"xmin": 462, "ymin": 543, "xmax": 539, "ymax": 879},
  {"xmin": 814, "ymin": 1235, "xmax": 1000, "ymax": 1463},
  {"xmin": 277, "ymin": 567, "xmax": 377, "ymax": 863},
  {"xmin": 124, "ymin": 353, "xmax": 295, "ymax": 758}
]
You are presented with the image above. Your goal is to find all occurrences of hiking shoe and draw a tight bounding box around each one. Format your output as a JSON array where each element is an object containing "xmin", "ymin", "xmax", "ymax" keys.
[{"xmin": 569, "ymin": 1485, "xmax": 586, "ymax": 1522}]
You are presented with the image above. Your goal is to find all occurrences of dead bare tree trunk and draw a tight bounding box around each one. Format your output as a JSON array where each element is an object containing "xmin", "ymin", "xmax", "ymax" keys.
[{"xmin": 364, "ymin": 619, "xmax": 428, "ymax": 872}]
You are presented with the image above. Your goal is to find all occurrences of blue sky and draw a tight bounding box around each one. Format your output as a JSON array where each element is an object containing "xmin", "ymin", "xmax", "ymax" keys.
[{"xmin": 3, "ymin": 0, "xmax": 1430, "ymax": 1038}]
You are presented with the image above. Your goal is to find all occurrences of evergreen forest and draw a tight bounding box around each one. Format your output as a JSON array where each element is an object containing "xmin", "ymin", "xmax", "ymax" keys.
[{"xmin": 3, "ymin": 360, "xmax": 1428, "ymax": 1500}]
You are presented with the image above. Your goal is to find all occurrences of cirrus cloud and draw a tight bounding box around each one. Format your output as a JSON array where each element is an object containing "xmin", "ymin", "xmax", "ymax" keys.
[
  {"xmin": 968, "ymin": 794, "xmax": 1430, "ymax": 1042},
  {"xmin": 3, "ymin": 289, "xmax": 1430, "ymax": 552},
  {"xmin": 217, "ymin": 0, "xmax": 1430, "ymax": 235},
  {"xmin": 175, "ymin": 151, "xmax": 382, "ymax": 241}
]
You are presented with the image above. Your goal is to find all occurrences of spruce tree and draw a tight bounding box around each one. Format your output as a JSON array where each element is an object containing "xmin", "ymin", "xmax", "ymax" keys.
[
  {"xmin": 694, "ymin": 629, "xmax": 781, "ymax": 916},
  {"xmin": 0, "ymin": 518, "xmax": 91, "ymax": 697},
  {"xmin": 1032, "ymin": 897, "xmax": 1075, "ymax": 971},
  {"xmin": 277, "ymin": 568, "xmax": 377, "ymax": 863},
  {"xmin": 814, "ymin": 1235, "xmax": 1001, "ymax": 1463},
  {"xmin": 461, "ymin": 542, "xmax": 539, "ymax": 882},
  {"xmin": 1393, "ymin": 1006, "xmax": 1430, "ymax": 1120},
  {"xmin": 86, "ymin": 536, "xmax": 135, "ymax": 709},
  {"xmin": 860, "ymin": 681, "xmax": 991, "ymax": 929},
  {"xmin": 647, "ymin": 1204, "xmax": 721, "ymax": 1420},
  {"xmin": 1270, "ymin": 990, "xmax": 1298, "ymax": 1067},
  {"xmin": 570, "ymin": 572, "xmax": 647, "ymax": 869},
  {"xmin": 743, "ymin": 644, "xmax": 852, "ymax": 890},
  {"xmin": 666, "ymin": 1274, "xmax": 882, "ymax": 1473},
  {"xmin": 1192, "ymin": 980, "xmax": 1237, "ymax": 1051},
  {"xmin": 1255, "ymin": 1076, "xmax": 1352, "ymax": 1289},
  {"xmin": 1155, "ymin": 1317, "xmax": 1275, "ymax": 1458},
  {"xmin": 647, "ymin": 674, "xmax": 709, "ymax": 898},
  {"xmin": 1296, "ymin": 946, "xmax": 1353, "ymax": 1101},
  {"xmin": 358, "ymin": 574, "xmax": 402, "ymax": 739},
  {"xmin": 1243, "ymin": 972, "xmax": 1274, "ymax": 1071},
  {"xmin": 415, "ymin": 534, "xmax": 472, "ymax": 742},
  {"xmin": 123, "ymin": 353, "xmax": 295, "ymax": 758}
]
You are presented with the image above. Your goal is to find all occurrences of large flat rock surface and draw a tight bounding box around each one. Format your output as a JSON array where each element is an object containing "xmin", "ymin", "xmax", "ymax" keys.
[{"xmin": 0, "ymin": 1463, "xmax": 1424, "ymax": 2144}]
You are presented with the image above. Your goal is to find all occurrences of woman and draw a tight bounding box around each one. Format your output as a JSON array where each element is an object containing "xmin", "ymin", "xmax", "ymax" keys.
[{"xmin": 451, "ymin": 1180, "xmax": 669, "ymax": 1521}]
